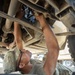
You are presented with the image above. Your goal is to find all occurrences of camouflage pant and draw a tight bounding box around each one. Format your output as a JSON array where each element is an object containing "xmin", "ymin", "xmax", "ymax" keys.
[{"xmin": 54, "ymin": 63, "xmax": 72, "ymax": 75}]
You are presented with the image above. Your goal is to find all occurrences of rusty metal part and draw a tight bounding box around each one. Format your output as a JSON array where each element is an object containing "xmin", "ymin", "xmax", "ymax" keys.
[{"xmin": 0, "ymin": 11, "xmax": 42, "ymax": 34}]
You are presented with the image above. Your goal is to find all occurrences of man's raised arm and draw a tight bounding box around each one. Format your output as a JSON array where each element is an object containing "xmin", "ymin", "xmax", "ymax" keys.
[
  {"xmin": 36, "ymin": 14, "xmax": 59, "ymax": 75},
  {"xmin": 14, "ymin": 10, "xmax": 24, "ymax": 50}
]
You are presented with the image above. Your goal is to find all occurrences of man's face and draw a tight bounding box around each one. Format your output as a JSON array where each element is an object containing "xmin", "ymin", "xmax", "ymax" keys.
[{"xmin": 16, "ymin": 50, "xmax": 32, "ymax": 70}]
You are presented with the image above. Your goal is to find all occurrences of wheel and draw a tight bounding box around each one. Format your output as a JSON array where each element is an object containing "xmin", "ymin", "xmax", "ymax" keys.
[{"xmin": 68, "ymin": 35, "xmax": 75, "ymax": 61}]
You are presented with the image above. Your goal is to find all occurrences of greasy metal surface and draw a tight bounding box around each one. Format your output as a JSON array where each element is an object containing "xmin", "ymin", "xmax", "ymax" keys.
[
  {"xmin": 18, "ymin": 0, "xmax": 59, "ymax": 20},
  {"xmin": 18, "ymin": 0, "xmax": 48, "ymax": 13}
]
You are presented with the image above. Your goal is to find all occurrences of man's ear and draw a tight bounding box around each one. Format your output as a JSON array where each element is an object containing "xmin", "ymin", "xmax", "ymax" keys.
[{"xmin": 19, "ymin": 63, "xmax": 25, "ymax": 68}]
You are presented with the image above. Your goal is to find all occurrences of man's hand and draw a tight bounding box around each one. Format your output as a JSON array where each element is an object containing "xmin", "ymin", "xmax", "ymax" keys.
[
  {"xmin": 16, "ymin": 9, "xmax": 25, "ymax": 19},
  {"xmin": 35, "ymin": 13, "xmax": 48, "ymax": 29},
  {"xmin": 36, "ymin": 13, "xmax": 49, "ymax": 32}
]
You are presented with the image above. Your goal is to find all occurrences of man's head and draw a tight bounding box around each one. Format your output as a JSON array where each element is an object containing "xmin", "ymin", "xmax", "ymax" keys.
[
  {"xmin": 16, "ymin": 50, "xmax": 32, "ymax": 71},
  {"xmin": 3, "ymin": 48, "xmax": 32, "ymax": 74}
]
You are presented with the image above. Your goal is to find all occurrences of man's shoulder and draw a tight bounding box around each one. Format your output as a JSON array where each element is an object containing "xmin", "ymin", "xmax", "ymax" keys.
[
  {"xmin": 30, "ymin": 59, "xmax": 43, "ymax": 64},
  {"xmin": 30, "ymin": 60, "xmax": 46, "ymax": 75}
]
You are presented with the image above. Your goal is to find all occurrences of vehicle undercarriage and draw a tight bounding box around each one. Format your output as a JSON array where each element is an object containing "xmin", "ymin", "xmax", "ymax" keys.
[{"xmin": 0, "ymin": 0, "xmax": 75, "ymax": 61}]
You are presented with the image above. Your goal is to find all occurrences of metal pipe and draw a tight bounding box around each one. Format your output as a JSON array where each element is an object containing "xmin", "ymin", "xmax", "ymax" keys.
[
  {"xmin": 0, "ymin": 11, "xmax": 42, "ymax": 34},
  {"xmin": 4, "ymin": 0, "xmax": 18, "ymax": 31},
  {"xmin": 56, "ymin": 32, "xmax": 75, "ymax": 36}
]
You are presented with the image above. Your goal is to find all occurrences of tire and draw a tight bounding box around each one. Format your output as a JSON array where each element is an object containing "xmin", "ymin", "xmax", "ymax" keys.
[{"xmin": 68, "ymin": 35, "xmax": 75, "ymax": 61}]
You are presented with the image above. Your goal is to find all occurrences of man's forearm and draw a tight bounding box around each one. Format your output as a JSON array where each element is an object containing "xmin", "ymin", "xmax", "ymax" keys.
[
  {"xmin": 37, "ymin": 15, "xmax": 59, "ymax": 75},
  {"xmin": 42, "ymin": 24, "xmax": 59, "ymax": 75},
  {"xmin": 39, "ymin": 18, "xmax": 59, "ymax": 50},
  {"xmin": 14, "ymin": 10, "xmax": 26, "ymax": 51},
  {"xmin": 14, "ymin": 22, "xmax": 23, "ymax": 50},
  {"xmin": 37, "ymin": 15, "xmax": 59, "ymax": 50}
]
